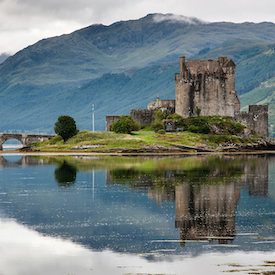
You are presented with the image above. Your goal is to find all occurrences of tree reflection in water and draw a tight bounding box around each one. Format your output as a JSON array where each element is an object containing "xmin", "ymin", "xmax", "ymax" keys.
[{"xmin": 54, "ymin": 161, "xmax": 77, "ymax": 187}]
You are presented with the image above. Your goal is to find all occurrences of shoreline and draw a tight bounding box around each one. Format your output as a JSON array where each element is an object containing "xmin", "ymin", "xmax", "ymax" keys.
[{"xmin": 2, "ymin": 149, "xmax": 275, "ymax": 156}]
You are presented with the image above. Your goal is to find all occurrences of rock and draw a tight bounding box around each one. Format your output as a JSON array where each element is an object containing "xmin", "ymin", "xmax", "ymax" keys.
[{"xmin": 70, "ymin": 144, "xmax": 105, "ymax": 150}]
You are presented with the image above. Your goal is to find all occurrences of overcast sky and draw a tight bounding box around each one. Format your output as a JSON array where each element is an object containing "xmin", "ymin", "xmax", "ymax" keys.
[{"xmin": 1, "ymin": 0, "xmax": 275, "ymax": 55}]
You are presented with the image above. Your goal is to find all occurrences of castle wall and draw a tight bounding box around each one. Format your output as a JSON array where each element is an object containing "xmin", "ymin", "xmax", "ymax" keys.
[
  {"xmin": 236, "ymin": 105, "xmax": 268, "ymax": 137},
  {"xmin": 147, "ymin": 96, "xmax": 175, "ymax": 111},
  {"xmin": 175, "ymin": 56, "xmax": 240, "ymax": 118},
  {"xmin": 130, "ymin": 109, "xmax": 155, "ymax": 126},
  {"xmin": 105, "ymin": 115, "xmax": 121, "ymax": 131}
]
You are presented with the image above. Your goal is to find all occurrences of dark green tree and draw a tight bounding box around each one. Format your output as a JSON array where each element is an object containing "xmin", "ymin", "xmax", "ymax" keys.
[
  {"xmin": 110, "ymin": 115, "xmax": 140, "ymax": 134},
  {"xmin": 54, "ymin": 115, "xmax": 79, "ymax": 142}
]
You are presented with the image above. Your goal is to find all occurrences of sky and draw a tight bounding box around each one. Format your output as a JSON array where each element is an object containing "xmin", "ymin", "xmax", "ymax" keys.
[{"xmin": 1, "ymin": 0, "xmax": 275, "ymax": 56}]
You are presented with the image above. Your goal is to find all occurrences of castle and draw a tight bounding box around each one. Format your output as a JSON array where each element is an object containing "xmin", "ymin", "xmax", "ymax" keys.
[
  {"xmin": 106, "ymin": 56, "xmax": 268, "ymax": 137},
  {"xmin": 175, "ymin": 56, "xmax": 240, "ymax": 118}
]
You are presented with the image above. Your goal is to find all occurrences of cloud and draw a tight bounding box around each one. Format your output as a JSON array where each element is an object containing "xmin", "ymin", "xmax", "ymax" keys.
[
  {"xmin": 1, "ymin": 216, "xmax": 275, "ymax": 275},
  {"xmin": 0, "ymin": 0, "xmax": 275, "ymax": 55},
  {"xmin": 153, "ymin": 13, "xmax": 208, "ymax": 25}
]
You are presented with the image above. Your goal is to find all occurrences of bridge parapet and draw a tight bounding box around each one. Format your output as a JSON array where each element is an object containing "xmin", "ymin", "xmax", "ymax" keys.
[{"xmin": 0, "ymin": 133, "xmax": 55, "ymax": 150}]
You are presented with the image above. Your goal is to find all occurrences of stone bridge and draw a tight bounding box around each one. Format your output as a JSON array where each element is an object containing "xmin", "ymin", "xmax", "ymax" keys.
[{"xmin": 0, "ymin": 133, "xmax": 55, "ymax": 150}]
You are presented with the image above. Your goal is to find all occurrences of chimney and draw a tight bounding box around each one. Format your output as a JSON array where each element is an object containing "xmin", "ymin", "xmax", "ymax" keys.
[
  {"xmin": 208, "ymin": 59, "xmax": 213, "ymax": 74},
  {"xmin": 218, "ymin": 56, "xmax": 228, "ymax": 66},
  {"xmin": 180, "ymin": 56, "xmax": 185, "ymax": 74}
]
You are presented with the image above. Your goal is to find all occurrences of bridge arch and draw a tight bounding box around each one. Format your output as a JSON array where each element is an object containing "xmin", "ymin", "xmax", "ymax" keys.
[
  {"xmin": 0, "ymin": 133, "xmax": 55, "ymax": 150},
  {"xmin": 0, "ymin": 134, "xmax": 27, "ymax": 150},
  {"xmin": 1, "ymin": 138, "xmax": 24, "ymax": 151}
]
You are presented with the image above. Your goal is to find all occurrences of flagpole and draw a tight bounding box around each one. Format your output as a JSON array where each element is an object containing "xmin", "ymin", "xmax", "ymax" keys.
[{"xmin": 92, "ymin": 104, "xmax": 94, "ymax": 132}]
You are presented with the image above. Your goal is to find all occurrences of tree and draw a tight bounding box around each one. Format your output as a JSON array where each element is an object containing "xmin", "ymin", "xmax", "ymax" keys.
[
  {"xmin": 195, "ymin": 107, "xmax": 201, "ymax": 117},
  {"xmin": 110, "ymin": 115, "xmax": 140, "ymax": 134},
  {"xmin": 54, "ymin": 115, "xmax": 79, "ymax": 142}
]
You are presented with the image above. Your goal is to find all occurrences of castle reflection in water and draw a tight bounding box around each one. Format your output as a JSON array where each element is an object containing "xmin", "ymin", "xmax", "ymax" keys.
[{"xmin": 106, "ymin": 155, "xmax": 270, "ymax": 245}]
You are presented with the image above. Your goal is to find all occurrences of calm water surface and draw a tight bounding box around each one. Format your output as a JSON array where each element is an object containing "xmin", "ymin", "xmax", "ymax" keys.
[{"xmin": 0, "ymin": 154, "xmax": 275, "ymax": 275}]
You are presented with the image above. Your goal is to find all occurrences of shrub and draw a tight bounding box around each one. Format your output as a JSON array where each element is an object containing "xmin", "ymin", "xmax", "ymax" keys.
[
  {"xmin": 154, "ymin": 109, "xmax": 166, "ymax": 121},
  {"xmin": 152, "ymin": 121, "xmax": 165, "ymax": 133},
  {"xmin": 188, "ymin": 125, "xmax": 200, "ymax": 133},
  {"xmin": 199, "ymin": 124, "xmax": 211, "ymax": 134},
  {"xmin": 231, "ymin": 123, "xmax": 245, "ymax": 134},
  {"xmin": 157, "ymin": 129, "xmax": 166, "ymax": 134},
  {"xmin": 195, "ymin": 107, "xmax": 201, "ymax": 117},
  {"xmin": 110, "ymin": 115, "xmax": 140, "ymax": 134},
  {"xmin": 49, "ymin": 135, "xmax": 63, "ymax": 144},
  {"xmin": 54, "ymin": 115, "xmax": 79, "ymax": 142},
  {"xmin": 188, "ymin": 124, "xmax": 210, "ymax": 134}
]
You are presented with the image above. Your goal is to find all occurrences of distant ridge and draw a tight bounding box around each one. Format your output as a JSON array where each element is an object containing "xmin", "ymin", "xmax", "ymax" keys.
[{"xmin": 0, "ymin": 53, "xmax": 9, "ymax": 64}]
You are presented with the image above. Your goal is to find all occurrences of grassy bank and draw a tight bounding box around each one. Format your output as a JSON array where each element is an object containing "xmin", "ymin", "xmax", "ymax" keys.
[{"xmin": 32, "ymin": 128, "xmax": 257, "ymax": 152}]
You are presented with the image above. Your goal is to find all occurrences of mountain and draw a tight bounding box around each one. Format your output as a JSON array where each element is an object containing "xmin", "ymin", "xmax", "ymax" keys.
[
  {"xmin": 0, "ymin": 53, "xmax": 9, "ymax": 64},
  {"xmin": 0, "ymin": 62, "xmax": 178, "ymax": 133},
  {"xmin": 1, "ymin": 14, "xmax": 275, "ymax": 133}
]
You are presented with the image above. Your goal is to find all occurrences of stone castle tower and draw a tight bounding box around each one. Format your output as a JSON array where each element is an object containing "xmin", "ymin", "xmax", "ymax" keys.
[{"xmin": 175, "ymin": 56, "xmax": 240, "ymax": 118}]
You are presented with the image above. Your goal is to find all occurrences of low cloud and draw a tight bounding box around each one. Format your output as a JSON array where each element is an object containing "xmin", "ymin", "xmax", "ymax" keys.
[{"xmin": 153, "ymin": 13, "xmax": 208, "ymax": 25}]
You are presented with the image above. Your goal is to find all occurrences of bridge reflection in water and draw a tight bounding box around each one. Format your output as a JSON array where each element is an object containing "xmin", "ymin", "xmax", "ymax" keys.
[{"xmin": 0, "ymin": 155, "xmax": 48, "ymax": 167}]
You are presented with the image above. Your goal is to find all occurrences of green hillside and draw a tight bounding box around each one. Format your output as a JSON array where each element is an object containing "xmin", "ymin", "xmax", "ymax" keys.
[
  {"xmin": 1, "ymin": 14, "xmax": 275, "ymax": 133},
  {"xmin": 0, "ymin": 62, "xmax": 178, "ymax": 133},
  {"xmin": 1, "ymin": 41, "xmax": 275, "ymax": 134},
  {"xmin": 1, "ymin": 14, "xmax": 275, "ymax": 112}
]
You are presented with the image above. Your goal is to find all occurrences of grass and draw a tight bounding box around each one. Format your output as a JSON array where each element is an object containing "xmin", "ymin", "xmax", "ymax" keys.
[
  {"xmin": 32, "ymin": 125, "xmax": 257, "ymax": 152},
  {"xmin": 32, "ymin": 130, "xmax": 208, "ymax": 151}
]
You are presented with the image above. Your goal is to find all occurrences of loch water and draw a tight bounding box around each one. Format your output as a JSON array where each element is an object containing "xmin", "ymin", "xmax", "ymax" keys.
[{"xmin": 0, "ymin": 154, "xmax": 275, "ymax": 275}]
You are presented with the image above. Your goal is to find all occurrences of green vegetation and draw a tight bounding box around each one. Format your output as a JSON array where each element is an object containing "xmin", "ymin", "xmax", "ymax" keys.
[
  {"xmin": 151, "ymin": 120, "xmax": 164, "ymax": 133},
  {"xmin": 54, "ymin": 115, "xmax": 79, "ymax": 142},
  {"xmin": 152, "ymin": 110, "xmax": 166, "ymax": 133},
  {"xmin": 160, "ymin": 111, "xmax": 245, "ymax": 135},
  {"xmin": 33, "ymin": 115, "xmax": 256, "ymax": 152},
  {"xmin": 110, "ymin": 115, "xmax": 140, "ymax": 134}
]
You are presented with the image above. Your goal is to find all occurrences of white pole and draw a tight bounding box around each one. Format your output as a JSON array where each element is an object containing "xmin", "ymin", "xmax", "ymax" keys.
[{"xmin": 92, "ymin": 104, "xmax": 95, "ymax": 132}]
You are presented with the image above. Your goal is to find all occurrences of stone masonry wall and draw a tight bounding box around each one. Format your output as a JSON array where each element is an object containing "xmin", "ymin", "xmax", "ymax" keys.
[
  {"xmin": 106, "ymin": 115, "xmax": 121, "ymax": 131},
  {"xmin": 236, "ymin": 105, "xmax": 268, "ymax": 137},
  {"xmin": 147, "ymin": 95, "xmax": 175, "ymax": 111},
  {"xmin": 175, "ymin": 56, "xmax": 240, "ymax": 118},
  {"xmin": 130, "ymin": 109, "xmax": 155, "ymax": 126}
]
